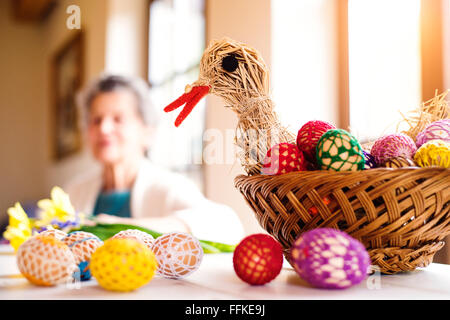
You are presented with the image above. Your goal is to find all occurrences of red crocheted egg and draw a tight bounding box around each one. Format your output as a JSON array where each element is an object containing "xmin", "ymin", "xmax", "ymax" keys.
[
  {"xmin": 261, "ymin": 143, "xmax": 307, "ymax": 175},
  {"xmin": 297, "ymin": 120, "xmax": 336, "ymax": 163},
  {"xmin": 233, "ymin": 234, "xmax": 283, "ymax": 285}
]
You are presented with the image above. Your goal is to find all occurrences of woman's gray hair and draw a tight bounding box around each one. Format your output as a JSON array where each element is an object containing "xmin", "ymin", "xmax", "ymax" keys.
[{"xmin": 76, "ymin": 73, "xmax": 159, "ymax": 129}]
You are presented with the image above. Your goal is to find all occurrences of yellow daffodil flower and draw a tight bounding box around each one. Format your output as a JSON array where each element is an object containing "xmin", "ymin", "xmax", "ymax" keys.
[
  {"xmin": 36, "ymin": 186, "xmax": 76, "ymax": 226},
  {"xmin": 2, "ymin": 203, "xmax": 32, "ymax": 252}
]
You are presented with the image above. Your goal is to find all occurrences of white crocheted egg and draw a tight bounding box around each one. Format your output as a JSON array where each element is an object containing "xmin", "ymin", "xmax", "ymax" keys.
[
  {"xmin": 151, "ymin": 232, "xmax": 203, "ymax": 279},
  {"xmin": 112, "ymin": 229, "xmax": 154, "ymax": 250}
]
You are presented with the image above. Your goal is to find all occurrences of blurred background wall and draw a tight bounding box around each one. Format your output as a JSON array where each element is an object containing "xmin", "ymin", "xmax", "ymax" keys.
[{"xmin": 0, "ymin": 0, "xmax": 449, "ymax": 261}]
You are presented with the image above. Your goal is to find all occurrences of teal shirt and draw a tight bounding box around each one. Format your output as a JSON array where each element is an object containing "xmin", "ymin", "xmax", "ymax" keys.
[{"xmin": 93, "ymin": 190, "xmax": 131, "ymax": 218}]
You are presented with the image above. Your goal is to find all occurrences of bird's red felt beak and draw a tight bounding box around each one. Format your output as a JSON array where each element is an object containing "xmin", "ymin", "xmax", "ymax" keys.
[{"xmin": 164, "ymin": 85, "xmax": 210, "ymax": 127}]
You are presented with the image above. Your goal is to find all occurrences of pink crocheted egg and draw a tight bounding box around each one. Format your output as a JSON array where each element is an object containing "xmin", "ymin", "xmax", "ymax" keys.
[
  {"xmin": 416, "ymin": 119, "xmax": 450, "ymax": 147},
  {"xmin": 290, "ymin": 228, "xmax": 371, "ymax": 289},
  {"xmin": 16, "ymin": 235, "xmax": 77, "ymax": 286},
  {"xmin": 112, "ymin": 229, "xmax": 154, "ymax": 250},
  {"xmin": 371, "ymin": 133, "xmax": 417, "ymax": 165},
  {"xmin": 62, "ymin": 231, "xmax": 103, "ymax": 281},
  {"xmin": 151, "ymin": 232, "xmax": 203, "ymax": 279},
  {"xmin": 297, "ymin": 120, "xmax": 336, "ymax": 163},
  {"xmin": 261, "ymin": 143, "xmax": 307, "ymax": 175}
]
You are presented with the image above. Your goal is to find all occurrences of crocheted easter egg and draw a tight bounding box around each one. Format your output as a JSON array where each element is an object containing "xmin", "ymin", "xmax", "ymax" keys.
[
  {"xmin": 290, "ymin": 228, "xmax": 370, "ymax": 289},
  {"xmin": 16, "ymin": 235, "xmax": 77, "ymax": 286},
  {"xmin": 112, "ymin": 229, "xmax": 154, "ymax": 250},
  {"xmin": 62, "ymin": 231, "xmax": 103, "ymax": 281},
  {"xmin": 296, "ymin": 120, "xmax": 336, "ymax": 163},
  {"xmin": 416, "ymin": 119, "xmax": 450, "ymax": 148},
  {"xmin": 316, "ymin": 129, "xmax": 365, "ymax": 171},
  {"xmin": 261, "ymin": 143, "xmax": 307, "ymax": 175},
  {"xmin": 233, "ymin": 233, "xmax": 283, "ymax": 285},
  {"xmin": 308, "ymin": 196, "xmax": 332, "ymax": 216},
  {"xmin": 90, "ymin": 238, "xmax": 157, "ymax": 292},
  {"xmin": 62, "ymin": 231, "xmax": 100, "ymax": 246},
  {"xmin": 151, "ymin": 232, "xmax": 203, "ymax": 279},
  {"xmin": 414, "ymin": 140, "xmax": 450, "ymax": 168},
  {"xmin": 362, "ymin": 150, "xmax": 377, "ymax": 169},
  {"xmin": 380, "ymin": 156, "xmax": 417, "ymax": 168},
  {"xmin": 39, "ymin": 229, "xmax": 67, "ymax": 240},
  {"xmin": 371, "ymin": 133, "xmax": 417, "ymax": 165}
]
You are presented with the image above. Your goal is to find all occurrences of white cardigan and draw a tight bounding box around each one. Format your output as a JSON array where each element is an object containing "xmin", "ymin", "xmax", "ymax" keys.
[{"xmin": 64, "ymin": 159, "xmax": 245, "ymax": 244}]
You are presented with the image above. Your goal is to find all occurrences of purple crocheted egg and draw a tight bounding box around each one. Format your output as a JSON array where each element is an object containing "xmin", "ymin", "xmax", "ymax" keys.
[
  {"xmin": 416, "ymin": 119, "xmax": 450, "ymax": 148},
  {"xmin": 362, "ymin": 150, "xmax": 377, "ymax": 169},
  {"xmin": 371, "ymin": 133, "xmax": 417, "ymax": 165},
  {"xmin": 290, "ymin": 228, "xmax": 371, "ymax": 289}
]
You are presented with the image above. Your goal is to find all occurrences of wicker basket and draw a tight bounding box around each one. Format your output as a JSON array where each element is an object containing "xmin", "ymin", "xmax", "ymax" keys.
[
  {"xmin": 235, "ymin": 167, "xmax": 450, "ymax": 274},
  {"xmin": 163, "ymin": 37, "xmax": 450, "ymax": 275}
]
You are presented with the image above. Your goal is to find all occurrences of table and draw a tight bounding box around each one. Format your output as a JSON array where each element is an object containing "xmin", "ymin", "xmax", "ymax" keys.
[{"xmin": 0, "ymin": 244, "xmax": 449, "ymax": 300}]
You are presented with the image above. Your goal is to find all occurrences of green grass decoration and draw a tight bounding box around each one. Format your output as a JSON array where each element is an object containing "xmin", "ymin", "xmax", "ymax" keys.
[{"xmin": 70, "ymin": 223, "xmax": 236, "ymax": 254}]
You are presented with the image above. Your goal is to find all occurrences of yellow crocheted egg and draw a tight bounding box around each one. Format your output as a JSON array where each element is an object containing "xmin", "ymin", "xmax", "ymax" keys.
[
  {"xmin": 90, "ymin": 238, "xmax": 157, "ymax": 292},
  {"xmin": 16, "ymin": 235, "xmax": 77, "ymax": 286},
  {"xmin": 414, "ymin": 140, "xmax": 450, "ymax": 168}
]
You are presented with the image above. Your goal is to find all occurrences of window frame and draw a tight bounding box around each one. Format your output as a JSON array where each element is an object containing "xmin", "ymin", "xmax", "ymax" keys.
[{"xmin": 145, "ymin": 0, "xmax": 207, "ymax": 193}]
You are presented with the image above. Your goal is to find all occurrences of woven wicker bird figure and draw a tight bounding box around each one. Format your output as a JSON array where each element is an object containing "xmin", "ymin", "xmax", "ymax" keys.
[{"xmin": 164, "ymin": 38, "xmax": 295, "ymax": 175}]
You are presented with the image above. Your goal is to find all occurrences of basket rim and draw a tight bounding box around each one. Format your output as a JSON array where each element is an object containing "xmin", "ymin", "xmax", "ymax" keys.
[{"xmin": 235, "ymin": 166, "xmax": 450, "ymax": 183}]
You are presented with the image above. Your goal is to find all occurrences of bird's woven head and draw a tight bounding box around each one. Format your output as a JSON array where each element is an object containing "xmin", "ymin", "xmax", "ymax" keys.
[{"xmin": 164, "ymin": 37, "xmax": 270, "ymax": 127}]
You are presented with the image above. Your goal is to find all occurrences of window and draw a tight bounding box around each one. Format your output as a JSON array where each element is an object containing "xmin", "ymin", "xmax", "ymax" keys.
[
  {"xmin": 272, "ymin": 0, "xmax": 448, "ymax": 142},
  {"xmin": 147, "ymin": 0, "xmax": 205, "ymax": 188},
  {"xmin": 348, "ymin": 0, "xmax": 422, "ymax": 141},
  {"xmin": 271, "ymin": 0, "xmax": 338, "ymax": 134}
]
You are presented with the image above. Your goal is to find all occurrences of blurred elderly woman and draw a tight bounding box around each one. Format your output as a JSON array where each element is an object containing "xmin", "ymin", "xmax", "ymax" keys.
[{"xmin": 65, "ymin": 74, "xmax": 244, "ymax": 243}]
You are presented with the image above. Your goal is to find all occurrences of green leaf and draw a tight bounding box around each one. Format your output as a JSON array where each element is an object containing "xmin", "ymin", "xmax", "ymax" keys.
[{"xmin": 69, "ymin": 223, "xmax": 236, "ymax": 254}]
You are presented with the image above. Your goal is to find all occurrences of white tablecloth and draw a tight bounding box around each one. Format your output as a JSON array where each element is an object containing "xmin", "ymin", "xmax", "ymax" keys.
[{"xmin": 1, "ymin": 245, "xmax": 449, "ymax": 300}]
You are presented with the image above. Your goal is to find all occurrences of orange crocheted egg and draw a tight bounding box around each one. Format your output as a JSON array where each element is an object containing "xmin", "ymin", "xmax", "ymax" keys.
[
  {"xmin": 16, "ymin": 235, "xmax": 77, "ymax": 286},
  {"xmin": 112, "ymin": 229, "xmax": 154, "ymax": 250},
  {"xmin": 38, "ymin": 229, "xmax": 68, "ymax": 240},
  {"xmin": 62, "ymin": 231, "xmax": 98, "ymax": 246},
  {"xmin": 261, "ymin": 143, "xmax": 307, "ymax": 175},
  {"xmin": 62, "ymin": 231, "xmax": 103, "ymax": 281},
  {"xmin": 151, "ymin": 232, "xmax": 203, "ymax": 279}
]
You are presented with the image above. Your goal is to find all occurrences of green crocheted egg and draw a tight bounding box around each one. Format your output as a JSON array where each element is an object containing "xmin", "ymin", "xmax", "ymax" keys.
[{"xmin": 316, "ymin": 129, "xmax": 365, "ymax": 171}]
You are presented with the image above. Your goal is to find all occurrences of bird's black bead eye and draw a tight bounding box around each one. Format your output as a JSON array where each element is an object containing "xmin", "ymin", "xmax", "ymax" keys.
[{"xmin": 222, "ymin": 54, "xmax": 239, "ymax": 73}]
